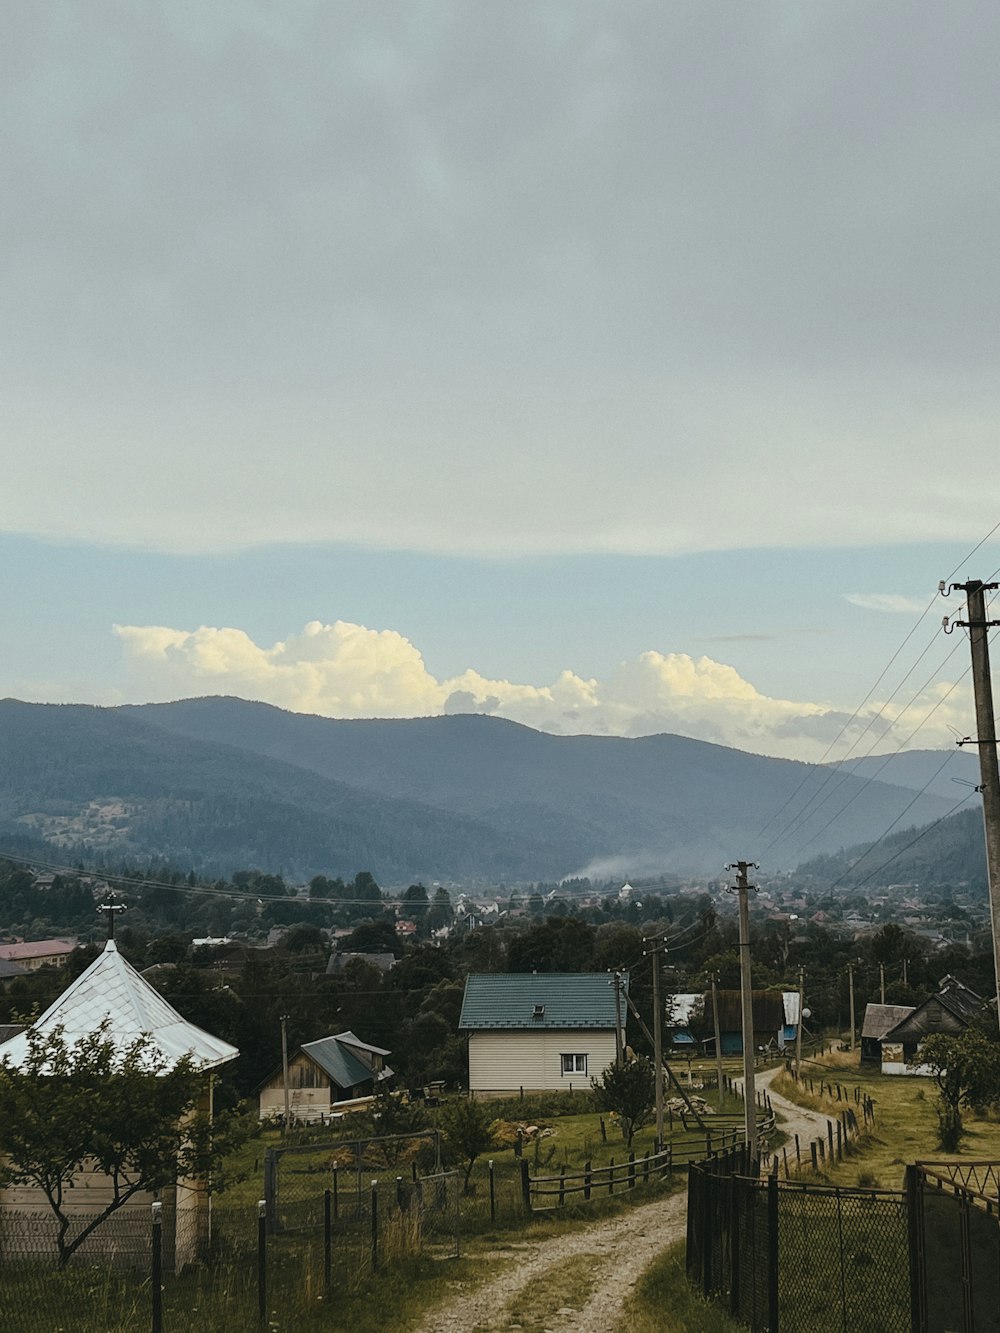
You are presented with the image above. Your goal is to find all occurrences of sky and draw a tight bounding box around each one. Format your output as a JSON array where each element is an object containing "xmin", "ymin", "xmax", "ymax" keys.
[{"xmin": 3, "ymin": 2, "xmax": 1000, "ymax": 762}]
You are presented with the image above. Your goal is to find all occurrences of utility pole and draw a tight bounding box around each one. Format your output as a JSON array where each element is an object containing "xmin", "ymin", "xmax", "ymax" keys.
[
  {"xmin": 727, "ymin": 861, "xmax": 758, "ymax": 1163},
  {"xmin": 943, "ymin": 579, "xmax": 1000, "ymax": 1028},
  {"xmin": 280, "ymin": 1014, "xmax": 291, "ymax": 1133},
  {"xmin": 711, "ymin": 972, "xmax": 725, "ymax": 1110},
  {"xmin": 879, "ymin": 962, "xmax": 885, "ymax": 1005},
  {"xmin": 847, "ymin": 964, "xmax": 856, "ymax": 1051},
  {"xmin": 903, "ymin": 957, "xmax": 908, "ymax": 987},
  {"xmin": 646, "ymin": 939, "xmax": 664, "ymax": 1148},
  {"xmin": 795, "ymin": 967, "xmax": 804, "ymax": 1076},
  {"xmin": 611, "ymin": 971, "xmax": 625, "ymax": 1065}
]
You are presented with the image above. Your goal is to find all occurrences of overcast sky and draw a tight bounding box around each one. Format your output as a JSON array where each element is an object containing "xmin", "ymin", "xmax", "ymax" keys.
[{"xmin": 3, "ymin": 3, "xmax": 999, "ymax": 761}]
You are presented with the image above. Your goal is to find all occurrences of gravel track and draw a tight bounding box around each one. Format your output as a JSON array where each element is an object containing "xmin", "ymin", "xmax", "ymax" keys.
[
  {"xmin": 410, "ymin": 1189, "xmax": 687, "ymax": 1333},
  {"xmin": 412, "ymin": 1069, "xmax": 826, "ymax": 1331}
]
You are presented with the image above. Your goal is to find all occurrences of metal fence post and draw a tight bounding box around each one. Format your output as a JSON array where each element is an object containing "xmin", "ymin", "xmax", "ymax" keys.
[
  {"xmin": 151, "ymin": 1201, "xmax": 162, "ymax": 1333},
  {"xmin": 332, "ymin": 1163, "xmax": 339, "ymax": 1220},
  {"xmin": 767, "ymin": 1170, "xmax": 779, "ymax": 1333},
  {"xmin": 489, "ymin": 1159, "xmax": 496, "ymax": 1223},
  {"xmin": 324, "ymin": 1188, "xmax": 332, "ymax": 1294},
  {"xmin": 257, "ymin": 1199, "xmax": 267, "ymax": 1329},
  {"xmin": 370, "ymin": 1180, "xmax": 379, "ymax": 1271},
  {"xmin": 396, "ymin": 1175, "xmax": 405, "ymax": 1210},
  {"xmin": 905, "ymin": 1164, "xmax": 924, "ymax": 1333}
]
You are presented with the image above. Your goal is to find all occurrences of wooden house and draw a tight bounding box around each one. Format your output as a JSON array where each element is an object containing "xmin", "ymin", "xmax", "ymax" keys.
[
  {"xmin": 706, "ymin": 989, "xmax": 794, "ymax": 1055},
  {"xmin": 459, "ymin": 973, "xmax": 624, "ymax": 1097},
  {"xmin": 860, "ymin": 1004, "xmax": 915, "ymax": 1066},
  {"xmin": 258, "ymin": 1032, "xmax": 392, "ymax": 1123},
  {"xmin": 880, "ymin": 976, "xmax": 986, "ymax": 1075},
  {"xmin": 0, "ymin": 939, "xmax": 238, "ymax": 1267}
]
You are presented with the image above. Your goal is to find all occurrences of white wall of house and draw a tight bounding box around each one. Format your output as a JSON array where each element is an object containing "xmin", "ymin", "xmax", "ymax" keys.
[{"xmin": 468, "ymin": 1029, "xmax": 618, "ymax": 1096}]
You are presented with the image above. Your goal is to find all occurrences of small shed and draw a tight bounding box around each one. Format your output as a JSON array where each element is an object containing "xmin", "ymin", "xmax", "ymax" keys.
[
  {"xmin": 459, "ymin": 973, "xmax": 624, "ymax": 1097},
  {"xmin": 0, "ymin": 939, "xmax": 238, "ymax": 1266},
  {"xmin": 258, "ymin": 1031, "xmax": 392, "ymax": 1123},
  {"xmin": 860, "ymin": 1004, "xmax": 915, "ymax": 1066}
]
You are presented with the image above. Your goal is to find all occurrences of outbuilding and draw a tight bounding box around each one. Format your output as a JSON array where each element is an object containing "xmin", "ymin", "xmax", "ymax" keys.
[{"xmin": 0, "ymin": 938, "xmax": 238, "ymax": 1266}]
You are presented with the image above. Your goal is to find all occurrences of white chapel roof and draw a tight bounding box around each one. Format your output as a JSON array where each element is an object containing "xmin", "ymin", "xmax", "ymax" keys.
[{"xmin": 0, "ymin": 940, "xmax": 239, "ymax": 1073}]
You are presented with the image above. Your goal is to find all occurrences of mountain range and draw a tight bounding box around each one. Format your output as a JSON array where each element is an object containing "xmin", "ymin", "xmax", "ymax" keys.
[{"xmin": 0, "ymin": 696, "xmax": 965, "ymax": 883}]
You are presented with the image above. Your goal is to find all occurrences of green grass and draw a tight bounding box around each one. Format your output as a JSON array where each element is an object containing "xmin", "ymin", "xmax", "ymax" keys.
[
  {"xmin": 775, "ymin": 1051, "xmax": 1000, "ymax": 1189},
  {"xmin": 618, "ymin": 1241, "xmax": 744, "ymax": 1333}
]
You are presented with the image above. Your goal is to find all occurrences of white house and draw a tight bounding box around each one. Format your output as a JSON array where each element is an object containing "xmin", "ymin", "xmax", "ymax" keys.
[{"xmin": 459, "ymin": 973, "xmax": 624, "ymax": 1097}]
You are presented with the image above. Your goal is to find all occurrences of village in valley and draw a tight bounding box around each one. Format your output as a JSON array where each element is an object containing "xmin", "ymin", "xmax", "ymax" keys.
[{"xmin": 2, "ymin": 829, "xmax": 1000, "ymax": 1330}]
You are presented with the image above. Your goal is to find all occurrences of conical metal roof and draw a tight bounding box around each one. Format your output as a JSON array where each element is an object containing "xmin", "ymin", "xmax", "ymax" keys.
[{"xmin": 0, "ymin": 940, "xmax": 238, "ymax": 1072}]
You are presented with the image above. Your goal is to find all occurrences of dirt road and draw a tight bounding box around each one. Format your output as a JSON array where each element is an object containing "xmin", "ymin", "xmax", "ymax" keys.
[
  {"xmin": 410, "ymin": 1188, "xmax": 687, "ymax": 1333},
  {"xmin": 412, "ymin": 1070, "xmax": 827, "ymax": 1331}
]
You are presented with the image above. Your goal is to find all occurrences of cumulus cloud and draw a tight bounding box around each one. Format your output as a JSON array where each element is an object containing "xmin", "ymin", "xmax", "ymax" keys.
[{"xmin": 114, "ymin": 619, "xmax": 972, "ymax": 761}]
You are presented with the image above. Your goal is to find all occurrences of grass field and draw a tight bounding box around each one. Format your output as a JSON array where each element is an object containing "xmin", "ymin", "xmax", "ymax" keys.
[{"xmin": 774, "ymin": 1049, "xmax": 1000, "ymax": 1189}]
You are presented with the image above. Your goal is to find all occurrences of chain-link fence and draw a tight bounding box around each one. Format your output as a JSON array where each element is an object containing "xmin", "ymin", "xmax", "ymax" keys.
[
  {"xmin": 0, "ymin": 1167, "xmax": 461, "ymax": 1332},
  {"xmin": 264, "ymin": 1130, "xmax": 441, "ymax": 1233},
  {"xmin": 688, "ymin": 1150, "xmax": 909, "ymax": 1332},
  {"xmin": 911, "ymin": 1161, "xmax": 1000, "ymax": 1332}
]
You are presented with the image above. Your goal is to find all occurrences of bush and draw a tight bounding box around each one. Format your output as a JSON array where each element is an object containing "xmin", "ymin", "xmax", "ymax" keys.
[{"xmin": 483, "ymin": 1090, "xmax": 598, "ymax": 1122}]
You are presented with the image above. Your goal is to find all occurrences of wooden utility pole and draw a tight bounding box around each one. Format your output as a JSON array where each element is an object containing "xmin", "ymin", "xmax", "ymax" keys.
[
  {"xmin": 944, "ymin": 579, "xmax": 1000, "ymax": 1028},
  {"xmin": 711, "ymin": 972, "xmax": 725, "ymax": 1110},
  {"xmin": 646, "ymin": 940, "xmax": 664, "ymax": 1148},
  {"xmin": 795, "ymin": 967, "xmax": 804, "ymax": 1076},
  {"xmin": 879, "ymin": 962, "xmax": 885, "ymax": 1005},
  {"xmin": 903, "ymin": 957, "xmax": 908, "ymax": 987},
  {"xmin": 611, "ymin": 971, "xmax": 625, "ymax": 1065},
  {"xmin": 847, "ymin": 964, "xmax": 856, "ymax": 1051},
  {"xmin": 728, "ymin": 861, "xmax": 758, "ymax": 1163},
  {"xmin": 280, "ymin": 1013, "xmax": 292, "ymax": 1132}
]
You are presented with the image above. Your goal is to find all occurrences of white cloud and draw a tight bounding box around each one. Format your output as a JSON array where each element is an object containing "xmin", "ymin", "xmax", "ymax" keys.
[
  {"xmin": 114, "ymin": 619, "xmax": 972, "ymax": 761},
  {"xmin": 843, "ymin": 593, "xmax": 931, "ymax": 615}
]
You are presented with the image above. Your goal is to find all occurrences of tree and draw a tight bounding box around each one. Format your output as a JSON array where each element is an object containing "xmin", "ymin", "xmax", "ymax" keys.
[
  {"xmin": 918, "ymin": 1027, "xmax": 1000, "ymax": 1150},
  {"xmin": 0, "ymin": 1021, "xmax": 248, "ymax": 1265},
  {"xmin": 438, "ymin": 1097, "xmax": 497, "ymax": 1191},
  {"xmin": 591, "ymin": 1057, "xmax": 656, "ymax": 1147}
]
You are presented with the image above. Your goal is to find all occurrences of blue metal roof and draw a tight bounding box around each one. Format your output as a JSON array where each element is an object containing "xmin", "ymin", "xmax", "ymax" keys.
[{"xmin": 459, "ymin": 973, "xmax": 625, "ymax": 1031}]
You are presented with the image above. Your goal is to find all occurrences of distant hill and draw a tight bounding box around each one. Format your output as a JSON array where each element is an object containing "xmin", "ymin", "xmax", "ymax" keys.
[
  {"xmin": 0, "ymin": 700, "xmax": 553, "ymax": 882},
  {"xmin": 110, "ymin": 696, "xmax": 957, "ymax": 877},
  {"xmin": 796, "ymin": 805, "xmax": 986, "ymax": 890},
  {"xmin": 820, "ymin": 749, "xmax": 982, "ymax": 802}
]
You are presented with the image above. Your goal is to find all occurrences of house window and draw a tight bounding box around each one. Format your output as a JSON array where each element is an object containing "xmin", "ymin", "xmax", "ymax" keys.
[{"xmin": 561, "ymin": 1054, "xmax": 587, "ymax": 1075}]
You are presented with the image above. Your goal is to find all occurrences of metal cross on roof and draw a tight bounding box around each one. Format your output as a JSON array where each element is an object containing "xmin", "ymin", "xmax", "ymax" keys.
[{"xmin": 97, "ymin": 891, "xmax": 127, "ymax": 941}]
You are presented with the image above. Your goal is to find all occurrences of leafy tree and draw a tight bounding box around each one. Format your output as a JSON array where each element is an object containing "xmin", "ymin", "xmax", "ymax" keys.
[
  {"xmin": 591, "ymin": 1057, "xmax": 656, "ymax": 1147},
  {"xmin": 427, "ymin": 887, "xmax": 454, "ymax": 932},
  {"xmin": 438, "ymin": 1096, "xmax": 497, "ymax": 1191},
  {"xmin": 0, "ymin": 1021, "xmax": 248, "ymax": 1265},
  {"xmin": 362, "ymin": 1083, "xmax": 430, "ymax": 1165},
  {"xmin": 918, "ymin": 1028, "xmax": 1000, "ymax": 1150},
  {"xmin": 282, "ymin": 923, "xmax": 326, "ymax": 954}
]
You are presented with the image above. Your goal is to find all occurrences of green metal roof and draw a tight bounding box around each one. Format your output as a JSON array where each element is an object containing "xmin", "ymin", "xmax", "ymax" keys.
[
  {"xmin": 459, "ymin": 973, "xmax": 625, "ymax": 1031},
  {"xmin": 302, "ymin": 1031, "xmax": 391, "ymax": 1090}
]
